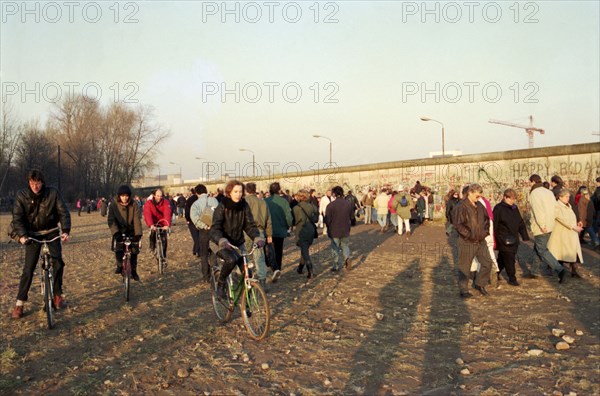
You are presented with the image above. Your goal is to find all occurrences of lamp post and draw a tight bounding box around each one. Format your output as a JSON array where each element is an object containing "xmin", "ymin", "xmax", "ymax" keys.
[
  {"xmin": 312, "ymin": 134, "xmax": 332, "ymax": 166},
  {"xmin": 420, "ymin": 117, "xmax": 445, "ymax": 157},
  {"xmin": 169, "ymin": 161, "xmax": 182, "ymax": 184},
  {"xmin": 239, "ymin": 148, "xmax": 255, "ymax": 178}
]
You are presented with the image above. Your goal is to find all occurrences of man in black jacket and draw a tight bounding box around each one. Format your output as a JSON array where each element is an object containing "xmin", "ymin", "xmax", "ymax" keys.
[
  {"xmin": 185, "ymin": 186, "xmax": 200, "ymax": 257},
  {"xmin": 453, "ymin": 183, "xmax": 494, "ymax": 298},
  {"xmin": 11, "ymin": 170, "xmax": 71, "ymax": 319},
  {"xmin": 325, "ymin": 186, "xmax": 354, "ymax": 271}
]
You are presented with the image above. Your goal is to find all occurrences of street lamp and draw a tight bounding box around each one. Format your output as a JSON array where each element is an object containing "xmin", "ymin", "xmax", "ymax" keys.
[
  {"xmin": 239, "ymin": 148, "xmax": 255, "ymax": 178},
  {"xmin": 312, "ymin": 134, "xmax": 332, "ymax": 166},
  {"xmin": 169, "ymin": 161, "xmax": 182, "ymax": 184},
  {"xmin": 420, "ymin": 117, "xmax": 445, "ymax": 157}
]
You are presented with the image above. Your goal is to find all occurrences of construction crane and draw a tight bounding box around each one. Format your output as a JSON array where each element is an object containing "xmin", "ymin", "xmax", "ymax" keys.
[{"xmin": 488, "ymin": 115, "xmax": 545, "ymax": 149}]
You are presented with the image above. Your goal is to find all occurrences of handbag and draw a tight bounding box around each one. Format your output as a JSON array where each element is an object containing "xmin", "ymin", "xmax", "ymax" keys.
[{"xmin": 298, "ymin": 204, "xmax": 318, "ymax": 239}]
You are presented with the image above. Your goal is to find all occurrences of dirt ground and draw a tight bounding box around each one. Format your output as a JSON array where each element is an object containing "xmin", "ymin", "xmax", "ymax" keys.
[{"xmin": 0, "ymin": 212, "xmax": 599, "ymax": 395}]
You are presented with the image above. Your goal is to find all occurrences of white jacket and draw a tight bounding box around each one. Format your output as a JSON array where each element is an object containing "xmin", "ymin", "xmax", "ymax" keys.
[{"xmin": 529, "ymin": 186, "xmax": 557, "ymax": 236}]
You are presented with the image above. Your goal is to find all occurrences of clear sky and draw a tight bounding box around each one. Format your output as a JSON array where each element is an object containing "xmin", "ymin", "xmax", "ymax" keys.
[{"xmin": 2, "ymin": 1, "xmax": 599, "ymax": 181}]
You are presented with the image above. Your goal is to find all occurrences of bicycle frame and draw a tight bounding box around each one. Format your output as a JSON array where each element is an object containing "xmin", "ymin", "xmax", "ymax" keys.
[
  {"xmin": 224, "ymin": 245, "xmax": 257, "ymax": 304},
  {"xmin": 28, "ymin": 228, "xmax": 62, "ymax": 329}
]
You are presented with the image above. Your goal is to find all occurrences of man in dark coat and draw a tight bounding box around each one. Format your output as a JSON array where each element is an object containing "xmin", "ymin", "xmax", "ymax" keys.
[
  {"xmin": 11, "ymin": 170, "xmax": 71, "ymax": 319},
  {"xmin": 325, "ymin": 186, "xmax": 354, "ymax": 272}
]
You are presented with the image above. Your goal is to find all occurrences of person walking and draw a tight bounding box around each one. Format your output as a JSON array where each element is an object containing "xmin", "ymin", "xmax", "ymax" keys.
[
  {"xmin": 292, "ymin": 190, "xmax": 319, "ymax": 279},
  {"xmin": 265, "ymin": 182, "xmax": 292, "ymax": 283},
  {"xmin": 453, "ymin": 184, "xmax": 495, "ymax": 298},
  {"xmin": 185, "ymin": 187, "xmax": 200, "ymax": 257},
  {"xmin": 190, "ymin": 184, "xmax": 219, "ymax": 283},
  {"xmin": 528, "ymin": 174, "xmax": 566, "ymax": 282},
  {"xmin": 392, "ymin": 186, "xmax": 413, "ymax": 236},
  {"xmin": 244, "ymin": 183, "xmax": 273, "ymax": 290},
  {"xmin": 492, "ymin": 189, "xmax": 530, "ymax": 286},
  {"xmin": 361, "ymin": 190, "xmax": 375, "ymax": 225},
  {"xmin": 374, "ymin": 189, "xmax": 389, "ymax": 233},
  {"xmin": 11, "ymin": 170, "xmax": 71, "ymax": 319},
  {"xmin": 577, "ymin": 188, "xmax": 599, "ymax": 247},
  {"xmin": 325, "ymin": 186, "xmax": 354, "ymax": 272},
  {"xmin": 548, "ymin": 189, "xmax": 584, "ymax": 279}
]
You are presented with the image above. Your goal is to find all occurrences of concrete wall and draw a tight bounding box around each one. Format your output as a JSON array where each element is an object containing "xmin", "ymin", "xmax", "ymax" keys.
[{"xmin": 166, "ymin": 142, "xmax": 600, "ymax": 217}]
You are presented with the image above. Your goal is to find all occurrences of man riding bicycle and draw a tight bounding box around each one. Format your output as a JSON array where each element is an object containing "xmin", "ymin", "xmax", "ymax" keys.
[
  {"xmin": 143, "ymin": 188, "xmax": 172, "ymax": 263},
  {"xmin": 11, "ymin": 170, "xmax": 71, "ymax": 319}
]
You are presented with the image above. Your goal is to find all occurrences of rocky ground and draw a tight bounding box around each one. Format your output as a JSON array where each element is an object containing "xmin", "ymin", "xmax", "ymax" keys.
[{"xmin": 0, "ymin": 213, "xmax": 599, "ymax": 395}]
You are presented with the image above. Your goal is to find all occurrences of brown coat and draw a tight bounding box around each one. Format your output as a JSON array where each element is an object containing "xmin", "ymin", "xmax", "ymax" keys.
[
  {"xmin": 577, "ymin": 195, "xmax": 594, "ymax": 227},
  {"xmin": 548, "ymin": 201, "xmax": 583, "ymax": 263}
]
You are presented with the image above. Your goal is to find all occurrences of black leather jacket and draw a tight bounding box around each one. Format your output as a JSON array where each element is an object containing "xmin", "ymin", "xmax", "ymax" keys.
[
  {"xmin": 209, "ymin": 197, "xmax": 259, "ymax": 247},
  {"xmin": 12, "ymin": 185, "xmax": 71, "ymax": 237}
]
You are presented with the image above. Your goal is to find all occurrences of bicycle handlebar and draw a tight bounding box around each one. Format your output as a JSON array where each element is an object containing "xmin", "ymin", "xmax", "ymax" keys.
[
  {"xmin": 228, "ymin": 244, "xmax": 257, "ymax": 257},
  {"xmin": 27, "ymin": 234, "xmax": 62, "ymax": 244}
]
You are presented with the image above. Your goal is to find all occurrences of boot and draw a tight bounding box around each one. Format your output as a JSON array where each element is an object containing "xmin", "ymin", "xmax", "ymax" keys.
[
  {"xmin": 131, "ymin": 263, "xmax": 140, "ymax": 281},
  {"xmin": 306, "ymin": 263, "xmax": 313, "ymax": 279},
  {"xmin": 571, "ymin": 263, "xmax": 582, "ymax": 278},
  {"xmin": 296, "ymin": 264, "xmax": 304, "ymax": 275}
]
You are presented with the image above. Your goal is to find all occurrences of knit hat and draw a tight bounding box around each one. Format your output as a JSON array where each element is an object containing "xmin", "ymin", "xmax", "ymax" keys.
[{"xmin": 117, "ymin": 185, "xmax": 132, "ymax": 196}]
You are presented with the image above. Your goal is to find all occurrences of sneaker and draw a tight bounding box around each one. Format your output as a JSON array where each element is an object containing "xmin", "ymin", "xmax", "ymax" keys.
[
  {"xmin": 53, "ymin": 295, "xmax": 67, "ymax": 310},
  {"xmin": 11, "ymin": 305, "xmax": 23, "ymax": 319},
  {"xmin": 115, "ymin": 266, "xmax": 123, "ymax": 274},
  {"xmin": 508, "ymin": 279, "xmax": 520, "ymax": 286},
  {"xmin": 271, "ymin": 270, "xmax": 281, "ymax": 283}
]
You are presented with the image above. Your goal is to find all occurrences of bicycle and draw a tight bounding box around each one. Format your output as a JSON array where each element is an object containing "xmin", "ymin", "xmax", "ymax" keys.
[
  {"xmin": 27, "ymin": 228, "xmax": 63, "ymax": 329},
  {"xmin": 210, "ymin": 244, "xmax": 270, "ymax": 341},
  {"xmin": 151, "ymin": 221, "xmax": 170, "ymax": 275},
  {"xmin": 117, "ymin": 235, "xmax": 139, "ymax": 302}
]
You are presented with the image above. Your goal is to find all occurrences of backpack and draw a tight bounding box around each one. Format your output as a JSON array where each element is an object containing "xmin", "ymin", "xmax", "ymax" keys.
[
  {"xmin": 400, "ymin": 196, "xmax": 409, "ymax": 207},
  {"xmin": 199, "ymin": 205, "xmax": 214, "ymax": 229}
]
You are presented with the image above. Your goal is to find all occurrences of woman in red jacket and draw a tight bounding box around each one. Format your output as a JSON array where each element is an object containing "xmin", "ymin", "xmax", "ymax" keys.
[{"xmin": 143, "ymin": 188, "xmax": 172, "ymax": 260}]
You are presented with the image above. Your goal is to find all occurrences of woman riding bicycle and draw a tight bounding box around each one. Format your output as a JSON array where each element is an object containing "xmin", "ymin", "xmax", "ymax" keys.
[
  {"xmin": 108, "ymin": 185, "xmax": 143, "ymax": 280},
  {"xmin": 143, "ymin": 188, "xmax": 172, "ymax": 261},
  {"xmin": 209, "ymin": 180, "xmax": 265, "ymax": 299}
]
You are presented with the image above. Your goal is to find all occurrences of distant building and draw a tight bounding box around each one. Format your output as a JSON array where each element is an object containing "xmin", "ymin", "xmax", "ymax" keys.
[{"xmin": 429, "ymin": 150, "xmax": 462, "ymax": 158}]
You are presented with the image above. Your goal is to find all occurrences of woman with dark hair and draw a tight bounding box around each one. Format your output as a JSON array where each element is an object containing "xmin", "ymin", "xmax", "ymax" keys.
[
  {"xmin": 108, "ymin": 185, "xmax": 143, "ymax": 280},
  {"xmin": 492, "ymin": 189, "xmax": 529, "ymax": 286},
  {"xmin": 210, "ymin": 180, "xmax": 265, "ymax": 299},
  {"xmin": 293, "ymin": 190, "xmax": 319, "ymax": 279}
]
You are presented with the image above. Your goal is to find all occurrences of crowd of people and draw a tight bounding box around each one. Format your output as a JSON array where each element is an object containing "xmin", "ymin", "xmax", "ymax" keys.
[{"xmin": 8, "ymin": 169, "xmax": 600, "ymax": 318}]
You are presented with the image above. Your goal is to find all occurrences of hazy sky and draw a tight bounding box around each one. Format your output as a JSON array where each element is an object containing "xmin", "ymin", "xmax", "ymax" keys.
[{"xmin": 2, "ymin": 1, "xmax": 599, "ymax": 181}]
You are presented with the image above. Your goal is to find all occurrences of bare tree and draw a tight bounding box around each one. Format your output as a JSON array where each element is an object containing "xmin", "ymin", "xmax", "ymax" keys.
[{"xmin": 0, "ymin": 101, "xmax": 22, "ymax": 194}]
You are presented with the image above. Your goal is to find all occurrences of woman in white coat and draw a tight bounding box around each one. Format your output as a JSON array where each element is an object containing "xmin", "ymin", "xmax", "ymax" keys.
[{"xmin": 548, "ymin": 189, "xmax": 584, "ymax": 279}]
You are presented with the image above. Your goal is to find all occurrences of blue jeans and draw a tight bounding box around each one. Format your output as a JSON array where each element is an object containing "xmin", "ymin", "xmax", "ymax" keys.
[
  {"xmin": 245, "ymin": 230, "xmax": 267, "ymax": 281},
  {"xmin": 331, "ymin": 237, "xmax": 350, "ymax": 269},
  {"xmin": 533, "ymin": 233, "xmax": 564, "ymax": 274},
  {"xmin": 583, "ymin": 226, "xmax": 599, "ymax": 245},
  {"xmin": 389, "ymin": 214, "xmax": 398, "ymax": 227}
]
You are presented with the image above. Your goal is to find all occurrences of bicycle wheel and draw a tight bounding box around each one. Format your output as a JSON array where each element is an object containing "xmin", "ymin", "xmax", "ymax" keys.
[
  {"xmin": 156, "ymin": 233, "xmax": 165, "ymax": 275},
  {"xmin": 241, "ymin": 280, "xmax": 270, "ymax": 341},
  {"xmin": 123, "ymin": 256, "xmax": 131, "ymax": 302},
  {"xmin": 44, "ymin": 269, "xmax": 54, "ymax": 329},
  {"xmin": 210, "ymin": 268, "xmax": 233, "ymax": 322}
]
